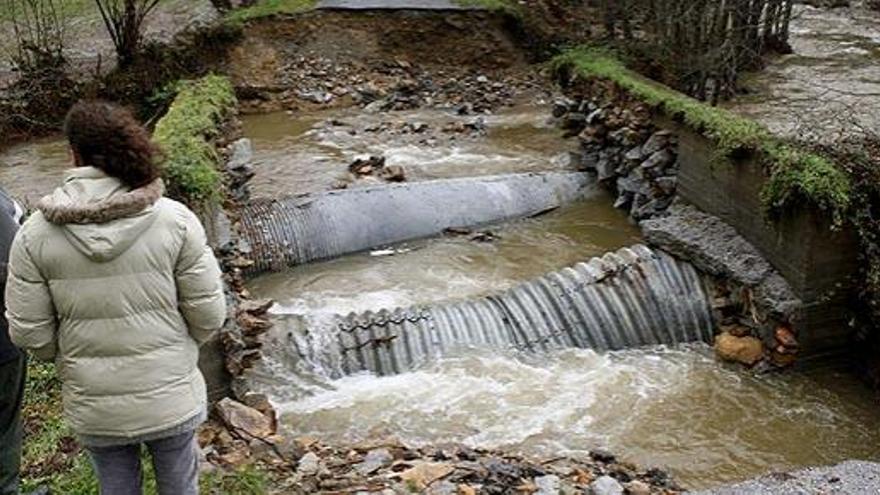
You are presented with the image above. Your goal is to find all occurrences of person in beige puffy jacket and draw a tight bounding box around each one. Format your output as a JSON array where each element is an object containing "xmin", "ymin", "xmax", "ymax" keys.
[{"xmin": 6, "ymin": 101, "xmax": 227, "ymax": 495}]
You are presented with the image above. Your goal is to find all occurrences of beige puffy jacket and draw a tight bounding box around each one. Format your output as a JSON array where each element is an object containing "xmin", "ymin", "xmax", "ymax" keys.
[{"xmin": 6, "ymin": 166, "xmax": 226, "ymax": 439}]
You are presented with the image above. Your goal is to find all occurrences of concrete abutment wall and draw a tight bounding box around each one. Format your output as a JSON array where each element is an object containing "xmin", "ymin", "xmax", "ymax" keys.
[{"xmin": 673, "ymin": 123, "xmax": 859, "ymax": 354}]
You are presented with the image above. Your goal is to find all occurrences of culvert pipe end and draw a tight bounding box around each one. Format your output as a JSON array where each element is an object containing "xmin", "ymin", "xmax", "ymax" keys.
[
  {"xmin": 274, "ymin": 244, "xmax": 715, "ymax": 378},
  {"xmin": 240, "ymin": 172, "xmax": 597, "ymax": 275}
]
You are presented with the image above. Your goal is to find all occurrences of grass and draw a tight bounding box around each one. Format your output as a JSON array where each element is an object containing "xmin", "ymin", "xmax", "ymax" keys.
[
  {"xmin": 20, "ymin": 359, "xmax": 270, "ymax": 494},
  {"xmin": 153, "ymin": 74, "xmax": 237, "ymax": 206},
  {"xmin": 552, "ymin": 46, "xmax": 852, "ymax": 225},
  {"xmin": 224, "ymin": 0, "xmax": 317, "ymax": 24},
  {"xmin": 454, "ymin": 0, "xmax": 523, "ymax": 17}
]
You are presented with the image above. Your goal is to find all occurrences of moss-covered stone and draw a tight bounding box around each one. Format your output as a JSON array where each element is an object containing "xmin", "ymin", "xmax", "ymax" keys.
[
  {"xmin": 552, "ymin": 46, "xmax": 852, "ymax": 226},
  {"xmin": 153, "ymin": 75, "xmax": 237, "ymax": 206}
]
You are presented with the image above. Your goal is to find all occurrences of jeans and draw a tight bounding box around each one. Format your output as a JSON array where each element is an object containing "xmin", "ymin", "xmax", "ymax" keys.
[
  {"xmin": 87, "ymin": 430, "xmax": 199, "ymax": 495},
  {"xmin": 0, "ymin": 353, "xmax": 26, "ymax": 495}
]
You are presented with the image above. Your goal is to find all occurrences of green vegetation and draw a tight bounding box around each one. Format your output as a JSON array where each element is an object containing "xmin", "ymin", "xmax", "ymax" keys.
[
  {"xmin": 225, "ymin": 0, "xmax": 317, "ymax": 23},
  {"xmin": 21, "ymin": 360, "xmax": 269, "ymax": 494},
  {"xmin": 153, "ymin": 74, "xmax": 237, "ymax": 206},
  {"xmin": 454, "ymin": 0, "xmax": 523, "ymax": 17},
  {"xmin": 0, "ymin": 0, "xmax": 91, "ymax": 22},
  {"xmin": 552, "ymin": 46, "xmax": 852, "ymax": 225}
]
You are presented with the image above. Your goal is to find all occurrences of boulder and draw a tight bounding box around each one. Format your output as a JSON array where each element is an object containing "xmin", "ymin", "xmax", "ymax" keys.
[{"xmin": 714, "ymin": 332, "xmax": 764, "ymax": 366}]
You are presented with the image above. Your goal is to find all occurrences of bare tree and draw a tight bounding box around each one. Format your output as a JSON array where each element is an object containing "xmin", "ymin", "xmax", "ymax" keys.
[
  {"xmin": 593, "ymin": 0, "xmax": 795, "ymax": 102},
  {"xmin": 7, "ymin": 0, "xmax": 67, "ymax": 74},
  {"xmin": 93, "ymin": 0, "xmax": 162, "ymax": 67}
]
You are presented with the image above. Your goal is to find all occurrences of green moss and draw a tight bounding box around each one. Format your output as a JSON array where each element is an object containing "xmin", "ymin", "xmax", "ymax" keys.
[
  {"xmin": 224, "ymin": 0, "xmax": 317, "ymax": 24},
  {"xmin": 553, "ymin": 46, "xmax": 852, "ymax": 225},
  {"xmin": 153, "ymin": 74, "xmax": 237, "ymax": 206}
]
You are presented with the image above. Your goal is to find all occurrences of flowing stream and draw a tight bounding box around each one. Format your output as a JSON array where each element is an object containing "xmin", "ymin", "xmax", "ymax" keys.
[
  {"xmin": 0, "ymin": 137, "xmax": 70, "ymax": 205},
  {"xmin": 242, "ymin": 103, "xmax": 880, "ymax": 490},
  {"xmin": 3, "ymin": 102, "xmax": 880, "ymax": 490}
]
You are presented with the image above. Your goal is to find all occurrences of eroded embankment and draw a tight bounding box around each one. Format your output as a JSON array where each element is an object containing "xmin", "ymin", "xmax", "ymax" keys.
[
  {"xmin": 8, "ymin": 4, "xmax": 880, "ymax": 493},
  {"xmin": 220, "ymin": 7, "xmax": 880, "ymax": 491}
]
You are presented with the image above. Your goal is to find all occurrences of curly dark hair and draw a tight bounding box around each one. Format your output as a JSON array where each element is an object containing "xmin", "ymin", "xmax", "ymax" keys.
[{"xmin": 64, "ymin": 101, "xmax": 162, "ymax": 189}]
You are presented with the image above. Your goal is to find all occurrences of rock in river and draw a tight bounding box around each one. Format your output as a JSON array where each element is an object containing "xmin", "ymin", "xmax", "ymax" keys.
[{"xmin": 714, "ymin": 332, "xmax": 764, "ymax": 366}]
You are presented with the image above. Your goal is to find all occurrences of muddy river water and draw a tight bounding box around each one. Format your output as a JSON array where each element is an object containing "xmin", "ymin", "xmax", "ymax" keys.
[
  {"xmin": 3, "ymin": 102, "xmax": 880, "ymax": 490},
  {"xmin": 241, "ymin": 105, "xmax": 880, "ymax": 489}
]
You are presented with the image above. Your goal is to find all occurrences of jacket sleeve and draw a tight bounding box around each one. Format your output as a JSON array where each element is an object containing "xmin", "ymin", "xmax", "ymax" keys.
[
  {"xmin": 175, "ymin": 209, "xmax": 227, "ymax": 345},
  {"xmin": 6, "ymin": 230, "xmax": 58, "ymax": 361}
]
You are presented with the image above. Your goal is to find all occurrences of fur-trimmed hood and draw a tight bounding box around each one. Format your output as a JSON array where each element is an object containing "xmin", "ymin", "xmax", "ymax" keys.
[{"xmin": 37, "ymin": 167, "xmax": 165, "ymax": 262}]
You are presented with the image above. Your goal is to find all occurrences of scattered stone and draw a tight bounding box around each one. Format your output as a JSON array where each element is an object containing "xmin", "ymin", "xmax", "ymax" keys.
[
  {"xmin": 394, "ymin": 462, "xmax": 455, "ymax": 491},
  {"xmin": 356, "ymin": 448, "xmax": 394, "ymax": 475},
  {"xmin": 535, "ymin": 474, "xmax": 561, "ymax": 494},
  {"xmin": 297, "ymin": 452, "xmax": 321, "ymax": 476},
  {"xmin": 553, "ymin": 97, "xmax": 575, "ymax": 118},
  {"xmin": 215, "ymin": 398, "xmax": 275, "ymax": 440},
  {"xmin": 591, "ymin": 475, "xmax": 625, "ymax": 495},
  {"xmin": 380, "ymin": 164, "xmax": 407, "ymax": 182},
  {"xmin": 775, "ymin": 325, "xmax": 798, "ymax": 349},
  {"xmin": 238, "ymin": 298, "xmax": 274, "ymax": 315},
  {"xmin": 720, "ymin": 324, "xmax": 752, "ymax": 338},
  {"xmin": 640, "ymin": 149, "xmax": 675, "ymax": 171},
  {"xmin": 641, "ymin": 130, "xmax": 672, "ymax": 156},
  {"xmin": 349, "ymin": 154, "xmax": 386, "ymax": 175},
  {"xmin": 771, "ymin": 347, "xmax": 798, "ymax": 367},
  {"xmin": 715, "ymin": 332, "xmax": 764, "ymax": 366},
  {"xmin": 590, "ymin": 450, "xmax": 617, "ymax": 464},
  {"xmin": 625, "ymin": 480, "xmax": 652, "ymax": 495},
  {"xmin": 457, "ymin": 485, "xmax": 477, "ymax": 495}
]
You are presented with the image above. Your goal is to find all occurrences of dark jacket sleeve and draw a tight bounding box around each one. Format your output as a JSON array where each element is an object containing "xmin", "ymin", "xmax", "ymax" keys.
[
  {"xmin": 0, "ymin": 191, "xmax": 20, "ymax": 364},
  {"xmin": 6, "ymin": 227, "xmax": 57, "ymax": 361}
]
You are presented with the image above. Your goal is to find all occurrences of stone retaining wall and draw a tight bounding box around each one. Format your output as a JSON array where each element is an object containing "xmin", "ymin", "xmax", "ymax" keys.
[
  {"xmin": 672, "ymin": 121, "xmax": 860, "ymax": 354},
  {"xmin": 555, "ymin": 78, "xmax": 859, "ymax": 359}
]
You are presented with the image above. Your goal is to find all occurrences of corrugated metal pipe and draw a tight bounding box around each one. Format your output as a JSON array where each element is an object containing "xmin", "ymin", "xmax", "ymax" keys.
[
  {"xmin": 274, "ymin": 245, "xmax": 715, "ymax": 377},
  {"xmin": 240, "ymin": 172, "xmax": 596, "ymax": 275}
]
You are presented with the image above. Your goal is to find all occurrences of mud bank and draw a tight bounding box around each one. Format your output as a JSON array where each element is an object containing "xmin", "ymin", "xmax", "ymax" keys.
[{"xmin": 226, "ymin": 8, "xmax": 535, "ymax": 112}]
